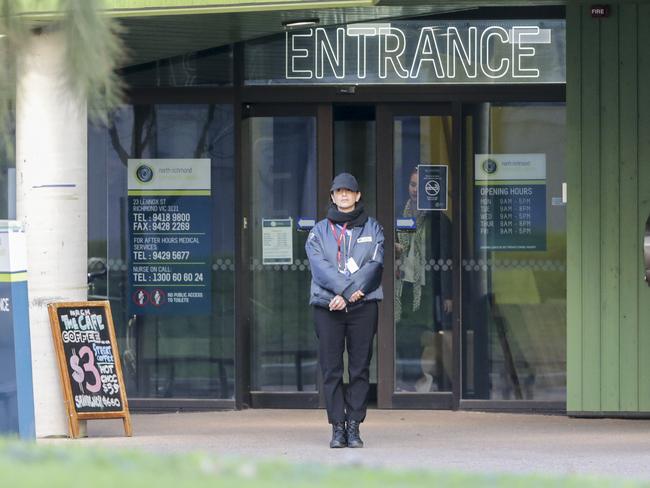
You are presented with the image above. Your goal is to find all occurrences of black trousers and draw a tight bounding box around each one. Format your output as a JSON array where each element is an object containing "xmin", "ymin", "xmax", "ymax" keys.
[{"xmin": 313, "ymin": 301, "xmax": 378, "ymax": 424}]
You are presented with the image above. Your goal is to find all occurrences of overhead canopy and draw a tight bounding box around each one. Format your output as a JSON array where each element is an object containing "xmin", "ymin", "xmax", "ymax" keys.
[
  {"xmin": 116, "ymin": 5, "xmax": 477, "ymax": 67},
  {"xmin": 14, "ymin": 0, "xmax": 564, "ymax": 69}
]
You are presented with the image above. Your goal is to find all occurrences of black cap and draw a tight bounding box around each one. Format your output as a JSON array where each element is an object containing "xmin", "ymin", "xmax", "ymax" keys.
[{"xmin": 330, "ymin": 172, "xmax": 359, "ymax": 192}]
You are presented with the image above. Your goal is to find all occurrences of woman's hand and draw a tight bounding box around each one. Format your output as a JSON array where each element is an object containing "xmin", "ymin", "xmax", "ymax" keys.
[
  {"xmin": 349, "ymin": 290, "xmax": 365, "ymax": 303},
  {"xmin": 395, "ymin": 242, "xmax": 403, "ymax": 257},
  {"xmin": 329, "ymin": 295, "xmax": 347, "ymax": 311}
]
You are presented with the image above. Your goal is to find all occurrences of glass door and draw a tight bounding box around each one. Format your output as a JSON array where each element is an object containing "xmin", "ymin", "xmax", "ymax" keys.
[
  {"xmin": 460, "ymin": 103, "xmax": 567, "ymax": 408},
  {"xmin": 241, "ymin": 102, "xmax": 463, "ymax": 410},
  {"xmin": 90, "ymin": 104, "xmax": 236, "ymax": 407},
  {"xmin": 377, "ymin": 104, "xmax": 460, "ymax": 409},
  {"xmin": 332, "ymin": 104, "xmax": 378, "ymax": 404},
  {"xmin": 241, "ymin": 104, "xmax": 329, "ymax": 408}
]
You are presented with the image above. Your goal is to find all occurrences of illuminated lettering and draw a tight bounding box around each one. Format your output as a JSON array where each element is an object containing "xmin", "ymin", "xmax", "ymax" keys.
[
  {"xmin": 409, "ymin": 27, "xmax": 445, "ymax": 79},
  {"xmin": 283, "ymin": 23, "xmax": 550, "ymax": 82},
  {"xmin": 286, "ymin": 31, "xmax": 313, "ymax": 79},
  {"xmin": 378, "ymin": 27, "xmax": 408, "ymax": 79},
  {"xmin": 346, "ymin": 26, "xmax": 377, "ymax": 78},
  {"xmin": 480, "ymin": 26, "xmax": 510, "ymax": 79},
  {"xmin": 447, "ymin": 26, "xmax": 477, "ymax": 79},
  {"xmin": 512, "ymin": 26, "xmax": 540, "ymax": 78},
  {"xmin": 316, "ymin": 27, "xmax": 345, "ymax": 79}
]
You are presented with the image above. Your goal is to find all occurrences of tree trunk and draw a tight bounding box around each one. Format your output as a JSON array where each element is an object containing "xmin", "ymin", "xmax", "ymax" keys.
[{"xmin": 16, "ymin": 29, "xmax": 87, "ymax": 438}]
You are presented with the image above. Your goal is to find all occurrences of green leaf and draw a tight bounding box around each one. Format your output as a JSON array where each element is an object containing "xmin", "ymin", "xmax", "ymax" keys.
[{"xmin": 0, "ymin": 0, "xmax": 127, "ymax": 153}]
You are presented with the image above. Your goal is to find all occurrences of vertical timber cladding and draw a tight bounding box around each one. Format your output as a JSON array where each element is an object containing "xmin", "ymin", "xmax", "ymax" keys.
[
  {"xmin": 638, "ymin": 1, "xmax": 650, "ymax": 413},
  {"xmin": 567, "ymin": 1, "xmax": 650, "ymax": 415}
]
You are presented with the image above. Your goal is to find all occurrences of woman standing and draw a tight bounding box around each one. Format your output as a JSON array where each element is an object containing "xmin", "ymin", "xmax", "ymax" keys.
[{"xmin": 305, "ymin": 172, "xmax": 384, "ymax": 448}]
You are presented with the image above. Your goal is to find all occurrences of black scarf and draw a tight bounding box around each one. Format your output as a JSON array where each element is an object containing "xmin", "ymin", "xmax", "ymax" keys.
[{"xmin": 327, "ymin": 202, "xmax": 369, "ymax": 228}]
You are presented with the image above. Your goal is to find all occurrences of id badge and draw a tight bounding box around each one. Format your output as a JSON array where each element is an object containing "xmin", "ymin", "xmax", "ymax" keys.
[{"xmin": 347, "ymin": 257, "xmax": 359, "ymax": 274}]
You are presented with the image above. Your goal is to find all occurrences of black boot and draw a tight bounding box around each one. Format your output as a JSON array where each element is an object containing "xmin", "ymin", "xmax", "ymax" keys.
[
  {"xmin": 330, "ymin": 421, "xmax": 347, "ymax": 448},
  {"xmin": 346, "ymin": 419, "xmax": 364, "ymax": 448}
]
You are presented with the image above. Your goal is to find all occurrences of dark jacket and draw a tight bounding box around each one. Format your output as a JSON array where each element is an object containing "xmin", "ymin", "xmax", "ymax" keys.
[{"xmin": 305, "ymin": 217, "xmax": 384, "ymax": 308}]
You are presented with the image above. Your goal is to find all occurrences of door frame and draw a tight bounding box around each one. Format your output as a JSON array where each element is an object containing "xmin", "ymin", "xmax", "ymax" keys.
[
  {"xmin": 238, "ymin": 101, "xmax": 464, "ymax": 410},
  {"xmin": 236, "ymin": 94, "xmax": 567, "ymax": 412},
  {"xmin": 238, "ymin": 103, "xmax": 333, "ymax": 409},
  {"xmin": 375, "ymin": 102, "xmax": 462, "ymax": 409}
]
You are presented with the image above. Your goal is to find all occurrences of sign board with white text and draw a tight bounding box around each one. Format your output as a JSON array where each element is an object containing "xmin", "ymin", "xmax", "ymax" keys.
[
  {"xmin": 245, "ymin": 20, "xmax": 566, "ymax": 85},
  {"xmin": 48, "ymin": 301, "xmax": 132, "ymax": 439},
  {"xmin": 128, "ymin": 159, "xmax": 212, "ymax": 316},
  {"xmin": 0, "ymin": 221, "xmax": 35, "ymax": 439},
  {"xmin": 474, "ymin": 154, "xmax": 547, "ymax": 251}
]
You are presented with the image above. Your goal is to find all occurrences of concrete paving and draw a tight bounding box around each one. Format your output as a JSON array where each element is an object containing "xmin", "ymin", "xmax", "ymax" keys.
[{"xmin": 41, "ymin": 409, "xmax": 650, "ymax": 480}]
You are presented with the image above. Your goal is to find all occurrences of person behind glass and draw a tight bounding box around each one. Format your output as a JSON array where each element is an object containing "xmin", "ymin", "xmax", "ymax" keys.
[
  {"xmin": 305, "ymin": 173, "xmax": 384, "ymax": 448},
  {"xmin": 395, "ymin": 167, "xmax": 452, "ymax": 392}
]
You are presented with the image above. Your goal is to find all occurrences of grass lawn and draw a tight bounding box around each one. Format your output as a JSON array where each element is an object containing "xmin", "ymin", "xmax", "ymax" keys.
[{"xmin": 0, "ymin": 438, "xmax": 645, "ymax": 487}]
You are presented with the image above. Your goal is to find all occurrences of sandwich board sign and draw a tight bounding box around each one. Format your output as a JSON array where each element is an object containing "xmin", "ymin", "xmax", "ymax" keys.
[{"xmin": 48, "ymin": 301, "xmax": 132, "ymax": 438}]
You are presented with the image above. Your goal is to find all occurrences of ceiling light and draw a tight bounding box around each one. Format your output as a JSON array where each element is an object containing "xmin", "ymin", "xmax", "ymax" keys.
[{"xmin": 282, "ymin": 18, "xmax": 320, "ymax": 30}]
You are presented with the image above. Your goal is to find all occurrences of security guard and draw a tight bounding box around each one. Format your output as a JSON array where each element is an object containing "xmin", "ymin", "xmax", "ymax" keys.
[{"xmin": 305, "ymin": 173, "xmax": 384, "ymax": 448}]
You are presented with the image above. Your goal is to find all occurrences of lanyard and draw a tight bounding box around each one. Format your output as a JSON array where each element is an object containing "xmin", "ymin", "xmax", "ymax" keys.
[{"xmin": 329, "ymin": 221, "xmax": 348, "ymax": 271}]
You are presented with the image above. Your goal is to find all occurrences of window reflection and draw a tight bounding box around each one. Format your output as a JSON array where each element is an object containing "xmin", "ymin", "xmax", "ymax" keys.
[
  {"xmin": 246, "ymin": 116, "xmax": 318, "ymax": 392},
  {"xmin": 462, "ymin": 103, "xmax": 566, "ymax": 401},
  {"xmin": 0, "ymin": 116, "xmax": 16, "ymax": 220},
  {"xmin": 394, "ymin": 115, "xmax": 454, "ymax": 393},
  {"xmin": 334, "ymin": 106, "xmax": 378, "ymax": 387},
  {"xmin": 120, "ymin": 46, "xmax": 232, "ymax": 87},
  {"xmin": 88, "ymin": 104, "xmax": 235, "ymax": 399}
]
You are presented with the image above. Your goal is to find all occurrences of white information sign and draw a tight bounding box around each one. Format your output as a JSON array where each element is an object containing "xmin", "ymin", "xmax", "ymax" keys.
[
  {"xmin": 473, "ymin": 154, "xmax": 547, "ymax": 251},
  {"xmin": 474, "ymin": 153, "xmax": 546, "ymax": 181},
  {"xmin": 262, "ymin": 218, "xmax": 293, "ymax": 265}
]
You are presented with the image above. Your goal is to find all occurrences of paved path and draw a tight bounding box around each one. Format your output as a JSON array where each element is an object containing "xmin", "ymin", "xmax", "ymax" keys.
[{"xmin": 42, "ymin": 410, "xmax": 650, "ymax": 480}]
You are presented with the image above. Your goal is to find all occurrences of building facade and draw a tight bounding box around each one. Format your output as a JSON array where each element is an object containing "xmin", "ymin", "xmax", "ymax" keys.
[{"xmin": 3, "ymin": 1, "xmax": 649, "ymax": 432}]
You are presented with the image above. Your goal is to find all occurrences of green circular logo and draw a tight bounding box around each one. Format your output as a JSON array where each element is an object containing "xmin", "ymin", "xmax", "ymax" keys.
[
  {"xmin": 482, "ymin": 159, "xmax": 498, "ymax": 175},
  {"xmin": 136, "ymin": 164, "xmax": 154, "ymax": 183}
]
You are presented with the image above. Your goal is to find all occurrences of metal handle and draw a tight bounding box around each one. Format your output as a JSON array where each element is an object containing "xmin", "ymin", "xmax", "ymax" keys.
[{"xmin": 643, "ymin": 216, "xmax": 650, "ymax": 286}]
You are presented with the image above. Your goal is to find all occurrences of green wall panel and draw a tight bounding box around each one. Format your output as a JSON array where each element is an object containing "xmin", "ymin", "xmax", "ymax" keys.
[
  {"xmin": 618, "ymin": 3, "xmax": 639, "ymax": 412},
  {"xmin": 568, "ymin": 1, "xmax": 650, "ymax": 415},
  {"xmin": 599, "ymin": 5, "xmax": 620, "ymax": 412},
  {"xmin": 566, "ymin": 1, "xmax": 582, "ymax": 412},
  {"xmin": 637, "ymin": 1, "xmax": 650, "ymax": 412},
  {"xmin": 579, "ymin": 3, "xmax": 601, "ymax": 412}
]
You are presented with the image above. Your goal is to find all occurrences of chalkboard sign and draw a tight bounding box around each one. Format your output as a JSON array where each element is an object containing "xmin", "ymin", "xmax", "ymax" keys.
[{"xmin": 48, "ymin": 301, "xmax": 132, "ymax": 438}]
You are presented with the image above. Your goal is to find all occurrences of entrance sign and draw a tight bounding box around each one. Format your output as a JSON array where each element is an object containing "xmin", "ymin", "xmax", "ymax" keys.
[
  {"xmin": 48, "ymin": 301, "xmax": 132, "ymax": 438},
  {"xmin": 262, "ymin": 218, "xmax": 294, "ymax": 265},
  {"xmin": 474, "ymin": 154, "xmax": 547, "ymax": 251},
  {"xmin": 417, "ymin": 164, "xmax": 448, "ymax": 211},
  {"xmin": 0, "ymin": 221, "xmax": 35, "ymax": 439},
  {"xmin": 245, "ymin": 20, "xmax": 565, "ymax": 85},
  {"xmin": 128, "ymin": 159, "xmax": 212, "ymax": 316}
]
